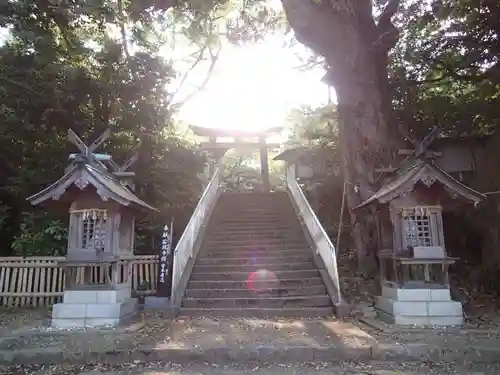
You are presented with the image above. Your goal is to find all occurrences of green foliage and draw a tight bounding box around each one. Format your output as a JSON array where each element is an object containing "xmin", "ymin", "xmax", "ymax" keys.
[
  {"xmin": 11, "ymin": 213, "xmax": 68, "ymax": 257},
  {"xmin": 285, "ymin": 103, "xmax": 337, "ymax": 146},
  {"xmin": 0, "ymin": 0, "xmax": 217, "ymax": 255},
  {"xmin": 137, "ymin": 280, "xmax": 151, "ymax": 291},
  {"xmin": 390, "ymin": 0, "xmax": 500, "ymax": 137}
]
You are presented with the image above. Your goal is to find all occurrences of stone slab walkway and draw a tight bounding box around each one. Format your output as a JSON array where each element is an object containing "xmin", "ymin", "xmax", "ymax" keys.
[{"xmin": 0, "ymin": 310, "xmax": 500, "ymax": 365}]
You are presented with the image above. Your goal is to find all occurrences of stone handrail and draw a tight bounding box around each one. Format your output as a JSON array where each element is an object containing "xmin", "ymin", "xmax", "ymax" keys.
[
  {"xmin": 286, "ymin": 164, "xmax": 343, "ymax": 304},
  {"xmin": 171, "ymin": 167, "xmax": 221, "ymax": 303}
]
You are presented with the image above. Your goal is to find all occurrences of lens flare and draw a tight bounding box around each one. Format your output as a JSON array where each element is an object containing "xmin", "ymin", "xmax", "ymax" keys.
[{"xmin": 245, "ymin": 269, "xmax": 278, "ymax": 292}]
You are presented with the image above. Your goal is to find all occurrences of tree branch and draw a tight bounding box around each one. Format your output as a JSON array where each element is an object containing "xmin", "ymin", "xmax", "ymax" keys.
[
  {"xmin": 377, "ymin": 0, "xmax": 400, "ymax": 29},
  {"xmin": 117, "ymin": 0, "xmax": 131, "ymax": 59},
  {"xmin": 441, "ymin": 60, "xmax": 500, "ymax": 83},
  {"xmin": 169, "ymin": 40, "xmax": 222, "ymax": 111},
  {"xmin": 390, "ymin": 76, "xmax": 448, "ymax": 88},
  {"xmin": 168, "ymin": 41, "xmax": 210, "ymax": 104},
  {"xmin": 280, "ymin": 0, "xmax": 337, "ymax": 59},
  {"xmin": 372, "ymin": 0, "xmax": 400, "ymax": 55}
]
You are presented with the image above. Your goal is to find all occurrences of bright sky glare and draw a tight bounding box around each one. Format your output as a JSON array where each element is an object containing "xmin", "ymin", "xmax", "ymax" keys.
[
  {"xmin": 0, "ymin": 24, "xmax": 332, "ymax": 134},
  {"xmin": 176, "ymin": 35, "xmax": 332, "ymax": 132}
]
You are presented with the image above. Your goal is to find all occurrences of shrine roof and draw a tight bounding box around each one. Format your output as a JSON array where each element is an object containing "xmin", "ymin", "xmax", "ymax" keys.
[
  {"xmin": 190, "ymin": 125, "xmax": 283, "ymax": 138},
  {"xmin": 27, "ymin": 162, "xmax": 158, "ymax": 211},
  {"xmin": 354, "ymin": 161, "xmax": 486, "ymax": 210},
  {"xmin": 273, "ymin": 146, "xmax": 333, "ymax": 163}
]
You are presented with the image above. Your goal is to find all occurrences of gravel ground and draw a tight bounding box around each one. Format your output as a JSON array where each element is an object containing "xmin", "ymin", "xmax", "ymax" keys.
[{"xmin": 1, "ymin": 361, "xmax": 498, "ymax": 375}]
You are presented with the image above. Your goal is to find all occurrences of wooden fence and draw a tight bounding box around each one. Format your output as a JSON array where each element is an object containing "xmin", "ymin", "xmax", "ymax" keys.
[{"xmin": 0, "ymin": 255, "xmax": 159, "ymax": 307}]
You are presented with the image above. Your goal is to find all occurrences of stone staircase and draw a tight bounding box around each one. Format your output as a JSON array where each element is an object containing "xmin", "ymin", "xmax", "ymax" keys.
[{"xmin": 180, "ymin": 191, "xmax": 335, "ymax": 317}]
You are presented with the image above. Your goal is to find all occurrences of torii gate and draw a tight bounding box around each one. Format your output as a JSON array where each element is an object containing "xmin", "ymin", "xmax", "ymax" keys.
[{"xmin": 190, "ymin": 125, "xmax": 282, "ymax": 192}]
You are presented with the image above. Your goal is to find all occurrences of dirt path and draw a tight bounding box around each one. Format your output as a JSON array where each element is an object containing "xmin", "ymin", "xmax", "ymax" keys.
[
  {"xmin": 5, "ymin": 361, "xmax": 500, "ymax": 375},
  {"xmin": 1, "ymin": 310, "xmax": 500, "ymax": 366}
]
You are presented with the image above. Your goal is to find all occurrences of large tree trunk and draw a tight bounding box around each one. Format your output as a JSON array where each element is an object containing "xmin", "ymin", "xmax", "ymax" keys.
[
  {"xmin": 473, "ymin": 130, "xmax": 500, "ymax": 276},
  {"xmin": 281, "ymin": 0, "xmax": 405, "ymax": 273}
]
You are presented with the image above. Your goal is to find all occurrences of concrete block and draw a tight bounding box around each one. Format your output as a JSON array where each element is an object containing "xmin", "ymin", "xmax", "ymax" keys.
[
  {"xmin": 382, "ymin": 286, "xmax": 458, "ymax": 302},
  {"xmin": 86, "ymin": 303, "xmax": 121, "ymax": 318},
  {"xmin": 376, "ymin": 297, "xmax": 428, "ymax": 316},
  {"xmin": 63, "ymin": 290, "xmax": 98, "ymax": 304},
  {"xmin": 95, "ymin": 288, "xmax": 131, "ymax": 304},
  {"xmin": 96, "ymin": 291, "xmax": 113, "ymax": 304},
  {"xmin": 393, "ymin": 315, "xmax": 430, "ymax": 325},
  {"xmin": 428, "ymin": 316, "xmax": 463, "ymax": 326},
  {"xmin": 85, "ymin": 318, "xmax": 120, "ymax": 327},
  {"xmin": 427, "ymin": 301, "xmax": 463, "ymax": 316},
  {"xmin": 384, "ymin": 287, "xmax": 432, "ymax": 301},
  {"xmin": 334, "ymin": 301, "xmax": 350, "ymax": 318},
  {"xmin": 52, "ymin": 303, "xmax": 87, "ymax": 319},
  {"xmin": 430, "ymin": 289, "xmax": 451, "ymax": 301},
  {"xmin": 398, "ymin": 289, "xmax": 431, "ymax": 301},
  {"xmin": 51, "ymin": 318, "xmax": 86, "ymax": 329}
]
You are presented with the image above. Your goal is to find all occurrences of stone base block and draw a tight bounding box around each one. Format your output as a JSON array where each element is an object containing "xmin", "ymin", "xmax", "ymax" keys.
[
  {"xmin": 51, "ymin": 298, "xmax": 137, "ymax": 329},
  {"xmin": 382, "ymin": 285, "xmax": 451, "ymax": 302},
  {"xmin": 375, "ymin": 295, "xmax": 463, "ymax": 326},
  {"xmin": 63, "ymin": 284, "xmax": 131, "ymax": 304},
  {"xmin": 376, "ymin": 308, "xmax": 463, "ymax": 326}
]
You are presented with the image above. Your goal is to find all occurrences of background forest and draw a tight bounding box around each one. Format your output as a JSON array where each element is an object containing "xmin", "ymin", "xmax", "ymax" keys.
[{"xmin": 1, "ymin": 0, "xmax": 500, "ymax": 298}]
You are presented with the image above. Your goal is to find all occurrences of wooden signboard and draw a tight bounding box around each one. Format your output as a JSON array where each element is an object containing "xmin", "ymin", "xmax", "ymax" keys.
[{"xmin": 156, "ymin": 222, "xmax": 173, "ymax": 297}]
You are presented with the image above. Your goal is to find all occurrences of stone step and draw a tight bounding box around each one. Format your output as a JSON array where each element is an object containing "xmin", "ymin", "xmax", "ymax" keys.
[
  {"xmin": 213, "ymin": 205, "xmax": 293, "ymax": 211},
  {"xmin": 182, "ymin": 295, "xmax": 332, "ymax": 309},
  {"xmin": 212, "ymin": 217, "xmax": 299, "ymax": 223},
  {"xmin": 206, "ymin": 232, "xmax": 304, "ymax": 241},
  {"xmin": 212, "ymin": 212, "xmax": 298, "ymax": 219},
  {"xmin": 211, "ymin": 212, "xmax": 295, "ymax": 218},
  {"xmin": 203, "ymin": 238, "xmax": 309, "ymax": 247},
  {"xmin": 187, "ymin": 277, "xmax": 325, "ymax": 290},
  {"xmin": 210, "ymin": 218, "xmax": 298, "ymax": 225},
  {"xmin": 189, "ymin": 269, "xmax": 321, "ymax": 281},
  {"xmin": 215, "ymin": 203, "xmax": 291, "ymax": 209},
  {"xmin": 209, "ymin": 223, "xmax": 300, "ymax": 230},
  {"xmin": 207, "ymin": 224, "xmax": 302, "ymax": 232},
  {"xmin": 193, "ymin": 261, "xmax": 317, "ymax": 274},
  {"xmin": 214, "ymin": 206, "xmax": 293, "ymax": 211},
  {"xmin": 201, "ymin": 248, "xmax": 310, "ymax": 258},
  {"xmin": 202, "ymin": 246, "xmax": 309, "ymax": 253},
  {"xmin": 206, "ymin": 228, "xmax": 301, "ymax": 236},
  {"xmin": 178, "ymin": 307, "xmax": 334, "ymax": 317},
  {"xmin": 214, "ymin": 208, "xmax": 292, "ymax": 214},
  {"xmin": 184, "ymin": 284, "xmax": 327, "ymax": 298},
  {"xmin": 215, "ymin": 201, "xmax": 290, "ymax": 207},
  {"xmin": 196, "ymin": 254, "xmax": 313, "ymax": 266},
  {"xmin": 218, "ymin": 194, "xmax": 289, "ymax": 199}
]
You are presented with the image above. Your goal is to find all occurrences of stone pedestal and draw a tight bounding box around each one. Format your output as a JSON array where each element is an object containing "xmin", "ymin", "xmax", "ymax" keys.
[
  {"xmin": 51, "ymin": 284, "xmax": 137, "ymax": 329},
  {"xmin": 375, "ymin": 284, "xmax": 463, "ymax": 326}
]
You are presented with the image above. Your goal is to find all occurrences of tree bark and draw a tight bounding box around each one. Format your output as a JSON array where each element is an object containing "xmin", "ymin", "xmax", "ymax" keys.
[
  {"xmin": 281, "ymin": 0, "xmax": 405, "ymax": 273},
  {"xmin": 473, "ymin": 130, "xmax": 500, "ymax": 274}
]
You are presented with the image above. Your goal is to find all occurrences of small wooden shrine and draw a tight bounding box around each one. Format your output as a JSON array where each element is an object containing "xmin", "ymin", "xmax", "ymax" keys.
[
  {"xmin": 190, "ymin": 125, "xmax": 282, "ymax": 192},
  {"xmin": 354, "ymin": 129, "xmax": 486, "ymax": 326},
  {"xmin": 27, "ymin": 129, "xmax": 157, "ymax": 329}
]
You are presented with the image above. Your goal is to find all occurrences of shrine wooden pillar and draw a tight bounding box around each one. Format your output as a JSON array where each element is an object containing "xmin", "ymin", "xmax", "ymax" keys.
[{"xmin": 259, "ymin": 136, "xmax": 271, "ymax": 192}]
